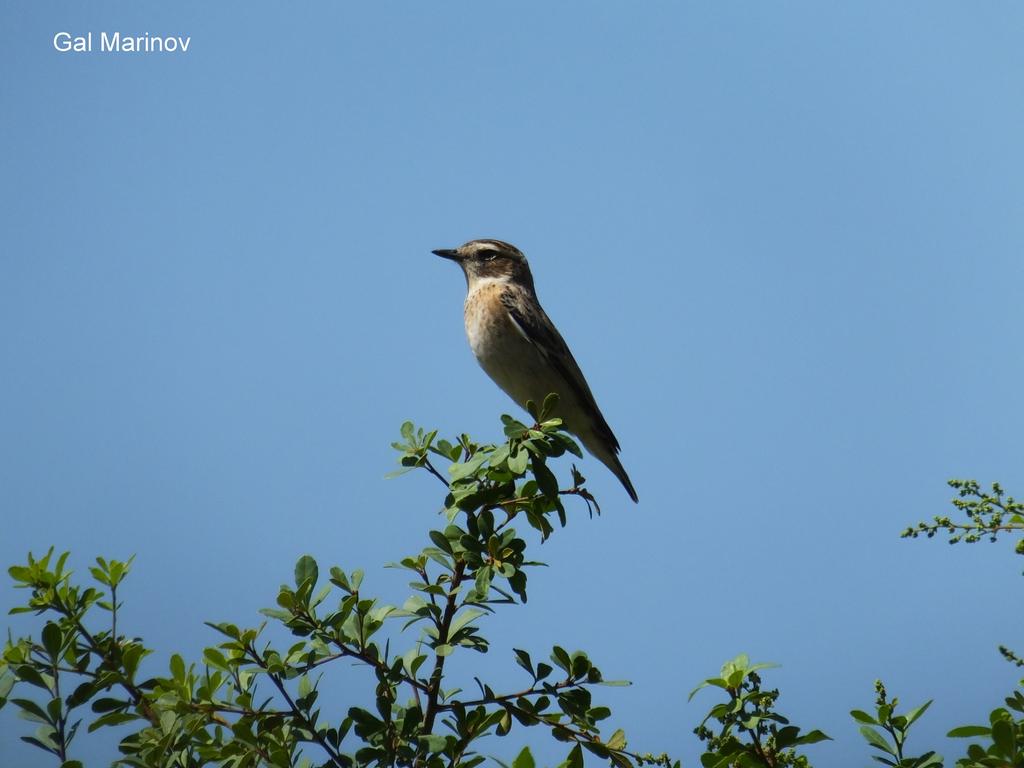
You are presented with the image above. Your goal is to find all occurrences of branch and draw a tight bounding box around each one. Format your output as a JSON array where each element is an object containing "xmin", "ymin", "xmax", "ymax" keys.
[
  {"xmin": 251, "ymin": 642, "xmax": 347, "ymax": 768},
  {"xmin": 422, "ymin": 560, "xmax": 467, "ymax": 734},
  {"xmin": 193, "ymin": 703, "xmax": 293, "ymax": 719},
  {"xmin": 491, "ymin": 486, "xmax": 598, "ymax": 533},
  {"xmin": 422, "ymin": 458, "xmax": 450, "ymax": 488},
  {"xmin": 440, "ymin": 678, "xmax": 579, "ymax": 710},
  {"xmin": 51, "ymin": 652, "xmax": 68, "ymax": 762},
  {"xmin": 499, "ymin": 700, "xmax": 672, "ymax": 768},
  {"xmin": 298, "ymin": 608, "xmax": 431, "ymax": 695},
  {"xmin": 50, "ymin": 592, "xmax": 160, "ymax": 726}
]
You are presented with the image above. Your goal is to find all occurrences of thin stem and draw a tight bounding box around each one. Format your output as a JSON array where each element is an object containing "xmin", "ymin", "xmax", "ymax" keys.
[
  {"xmin": 51, "ymin": 654, "xmax": 68, "ymax": 762},
  {"xmin": 194, "ymin": 703, "xmax": 292, "ymax": 718},
  {"xmin": 422, "ymin": 458, "xmax": 450, "ymax": 488},
  {"xmin": 948, "ymin": 523, "xmax": 1020, "ymax": 533},
  {"xmin": 490, "ymin": 487, "xmax": 590, "ymax": 533},
  {"xmin": 440, "ymin": 678, "xmax": 578, "ymax": 710},
  {"xmin": 50, "ymin": 592, "xmax": 159, "ymax": 726},
  {"xmin": 422, "ymin": 560, "xmax": 467, "ymax": 734},
  {"xmin": 111, "ymin": 583, "xmax": 118, "ymax": 644},
  {"xmin": 420, "ymin": 566, "xmax": 441, "ymax": 612},
  {"xmin": 298, "ymin": 608, "xmax": 431, "ymax": 695},
  {"xmin": 501, "ymin": 700, "xmax": 663, "ymax": 768},
  {"xmin": 186, "ymin": 701, "xmax": 278, "ymax": 766},
  {"xmin": 254, "ymin": 644, "xmax": 347, "ymax": 768},
  {"xmin": 882, "ymin": 720, "xmax": 904, "ymax": 763},
  {"xmin": 748, "ymin": 727, "xmax": 772, "ymax": 767},
  {"xmin": 297, "ymin": 651, "xmax": 346, "ymax": 672}
]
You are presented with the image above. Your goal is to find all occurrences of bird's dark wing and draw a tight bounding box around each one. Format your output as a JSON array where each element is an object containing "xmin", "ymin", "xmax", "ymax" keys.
[{"xmin": 500, "ymin": 288, "xmax": 621, "ymax": 453}]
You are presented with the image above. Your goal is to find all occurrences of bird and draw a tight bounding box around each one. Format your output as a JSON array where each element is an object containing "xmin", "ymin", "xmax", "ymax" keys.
[{"xmin": 432, "ymin": 239, "xmax": 638, "ymax": 503}]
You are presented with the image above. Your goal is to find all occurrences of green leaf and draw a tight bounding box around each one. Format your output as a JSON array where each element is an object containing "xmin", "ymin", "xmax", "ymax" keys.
[
  {"xmin": 91, "ymin": 697, "xmax": 127, "ymax": 713},
  {"xmin": 0, "ymin": 674, "xmax": 16, "ymax": 701},
  {"xmin": 28, "ymin": 724, "xmax": 59, "ymax": 751},
  {"xmin": 169, "ymin": 654, "xmax": 186, "ymax": 681},
  {"xmin": 607, "ymin": 729, "xmax": 627, "ymax": 750},
  {"xmin": 20, "ymin": 736, "xmax": 57, "ymax": 755},
  {"xmin": 89, "ymin": 565, "xmax": 110, "ymax": 587},
  {"xmin": 15, "ymin": 665, "xmax": 50, "ymax": 691},
  {"xmin": 532, "ymin": 457, "xmax": 559, "ymax": 499},
  {"xmin": 429, "ymin": 530, "xmax": 453, "ymax": 554},
  {"xmin": 87, "ymin": 711, "xmax": 138, "ymax": 732},
  {"xmin": 513, "ymin": 649, "xmax": 534, "ymax": 676},
  {"xmin": 774, "ymin": 725, "xmax": 800, "ymax": 749},
  {"xmin": 294, "ymin": 555, "xmax": 319, "ymax": 589},
  {"xmin": 554, "ymin": 432, "xmax": 583, "ymax": 458},
  {"xmin": 947, "ymin": 725, "xmax": 991, "ymax": 738},
  {"xmin": 512, "ymin": 746, "xmax": 536, "ymax": 768},
  {"xmin": 434, "ymin": 644, "xmax": 454, "ymax": 657},
  {"xmin": 8, "ymin": 565, "xmax": 33, "ymax": 583},
  {"xmin": 991, "ymin": 719, "xmax": 1014, "ymax": 757},
  {"xmin": 689, "ymin": 678, "xmax": 727, "ymax": 701},
  {"xmin": 489, "ymin": 444, "xmax": 511, "ymax": 467},
  {"xmin": 508, "ymin": 449, "xmax": 530, "ymax": 475},
  {"xmin": 551, "ymin": 646, "xmax": 572, "ymax": 673},
  {"xmin": 159, "ymin": 710, "xmax": 178, "ymax": 734},
  {"xmin": 203, "ymin": 648, "xmax": 228, "ymax": 670},
  {"xmin": 448, "ymin": 609, "xmax": 484, "ymax": 637},
  {"xmin": 402, "ymin": 648, "xmax": 427, "ymax": 678},
  {"xmin": 859, "ymin": 726, "xmax": 896, "ymax": 755},
  {"xmin": 905, "ymin": 699, "xmax": 932, "ymax": 727},
  {"xmin": 502, "ymin": 417, "xmax": 530, "ymax": 438},
  {"xmin": 540, "ymin": 392, "xmax": 560, "ymax": 420},
  {"xmin": 329, "ymin": 567, "xmax": 351, "ymax": 591},
  {"xmin": 41, "ymin": 623, "xmax": 63, "ymax": 659},
  {"xmin": 851, "ymin": 709, "xmax": 879, "ymax": 725},
  {"xmin": 418, "ymin": 734, "xmax": 448, "ymax": 752},
  {"xmin": 259, "ymin": 608, "xmax": 293, "ymax": 621},
  {"xmin": 121, "ymin": 644, "xmax": 148, "ymax": 678},
  {"xmin": 12, "ymin": 698, "xmax": 51, "ymax": 724},
  {"xmin": 449, "ymin": 452, "xmax": 489, "ymax": 482},
  {"xmin": 795, "ymin": 729, "xmax": 832, "ymax": 745},
  {"xmin": 474, "ymin": 565, "xmax": 493, "ymax": 598},
  {"xmin": 204, "ymin": 621, "xmax": 241, "ymax": 640}
]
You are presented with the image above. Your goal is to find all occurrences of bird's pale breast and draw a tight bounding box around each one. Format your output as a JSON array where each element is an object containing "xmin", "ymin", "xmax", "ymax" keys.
[{"xmin": 463, "ymin": 282, "xmax": 555, "ymax": 411}]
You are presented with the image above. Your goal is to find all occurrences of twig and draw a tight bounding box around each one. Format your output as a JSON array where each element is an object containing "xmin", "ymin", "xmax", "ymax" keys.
[
  {"xmin": 50, "ymin": 593, "xmax": 159, "ymax": 726},
  {"xmin": 422, "ymin": 458, "xmax": 450, "ymax": 488},
  {"xmin": 297, "ymin": 608, "xmax": 431, "ymax": 695},
  {"xmin": 253, "ymin": 643, "xmax": 347, "ymax": 768},
  {"xmin": 422, "ymin": 560, "xmax": 467, "ymax": 734},
  {"xmin": 439, "ymin": 678, "xmax": 578, "ymax": 709}
]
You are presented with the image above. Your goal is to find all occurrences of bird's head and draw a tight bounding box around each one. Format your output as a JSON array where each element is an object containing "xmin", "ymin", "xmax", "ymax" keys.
[{"xmin": 433, "ymin": 239, "xmax": 534, "ymax": 291}]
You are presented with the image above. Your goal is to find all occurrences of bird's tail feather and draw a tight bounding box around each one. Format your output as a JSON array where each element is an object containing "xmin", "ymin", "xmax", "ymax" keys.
[
  {"xmin": 574, "ymin": 425, "xmax": 639, "ymax": 503},
  {"xmin": 607, "ymin": 453, "xmax": 639, "ymax": 503},
  {"xmin": 586, "ymin": 438, "xmax": 638, "ymax": 503}
]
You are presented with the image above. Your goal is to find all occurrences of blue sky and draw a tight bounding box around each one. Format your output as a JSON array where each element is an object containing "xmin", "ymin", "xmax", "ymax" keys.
[{"xmin": 2, "ymin": 2, "xmax": 1023, "ymax": 766}]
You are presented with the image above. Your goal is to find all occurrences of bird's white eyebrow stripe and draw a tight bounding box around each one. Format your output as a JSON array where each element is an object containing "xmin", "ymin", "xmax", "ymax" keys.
[{"xmin": 474, "ymin": 239, "xmax": 516, "ymax": 252}]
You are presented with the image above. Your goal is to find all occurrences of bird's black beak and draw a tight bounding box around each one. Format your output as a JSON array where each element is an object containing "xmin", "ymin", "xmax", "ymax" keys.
[{"xmin": 432, "ymin": 248, "xmax": 461, "ymax": 261}]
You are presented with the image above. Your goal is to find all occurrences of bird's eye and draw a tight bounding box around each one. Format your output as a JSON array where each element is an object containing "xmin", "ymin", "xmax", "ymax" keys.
[{"xmin": 478, "ymin": 249, "xmax": 500, "ymax": 261}]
